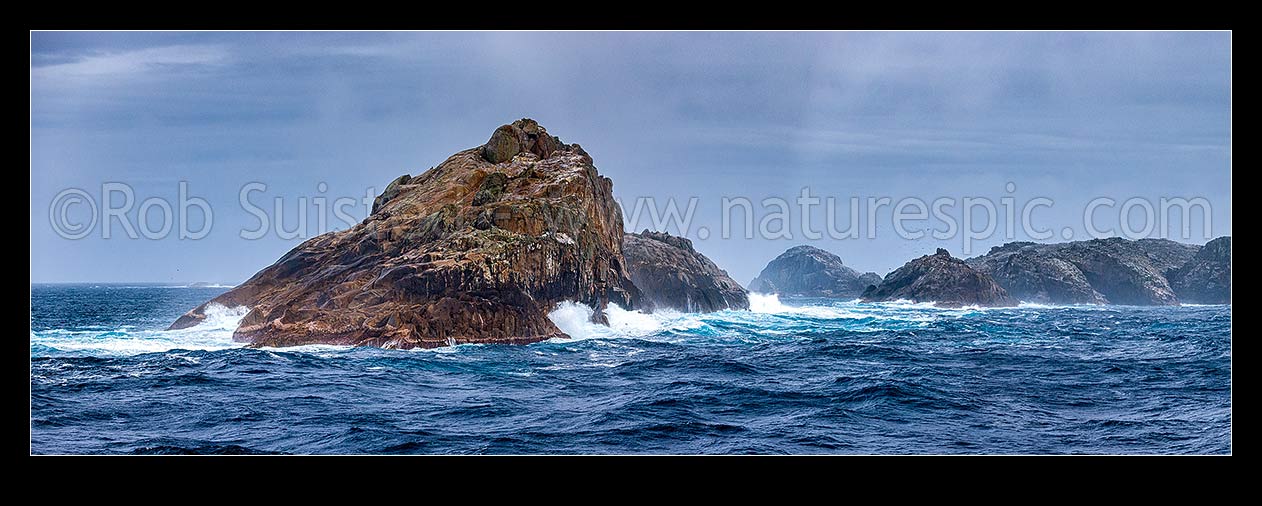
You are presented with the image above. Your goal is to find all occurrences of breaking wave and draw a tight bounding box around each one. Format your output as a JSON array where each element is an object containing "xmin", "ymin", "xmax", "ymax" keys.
[{"xmin": 31, "ymin": 303, "xmax": 249, "ymax": 356}]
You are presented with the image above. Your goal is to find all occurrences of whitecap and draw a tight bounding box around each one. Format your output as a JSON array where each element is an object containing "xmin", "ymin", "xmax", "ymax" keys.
[
  {"xmin": 30, "ymin": 303, "xmax": 250, "ymax": 356},
  {"xmin": 547, "ymin": 301, "xmax": 662, "ymax": 341},
  {"xmin": 747, "ymin": 292, "xmax": 871, "ymax": 320}
]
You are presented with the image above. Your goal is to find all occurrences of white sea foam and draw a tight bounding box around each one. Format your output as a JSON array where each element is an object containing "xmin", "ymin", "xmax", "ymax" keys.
[
  {"xmin": 37, "ymin": 294, "xmax": 1146, "ymax": 358},
  {"xmin": 866, "ymin": 299, "xmax": 949, "ymax": 310},
  {"xmin": 747, "ymin": 292, "xmax": 870, "ymax": 319},
  {"xmin": 857, "ymin": 299, "xmax": 1010, "ymax": 314},
  {"xmin": 607, "ymin": 304, "xmax": 671, "ymax": 335},
  {"xmin": 548, "ymin": 294, "xmax": 1010, "ymax": 344},
  {"xmin": 547, "ymin": 301, "xmax": 601, "ymax": 338},
  {"xmin": 1015, "ymin": 302, "xmax": 1125, "ymax": 310},
  {"xmin": 257, "ymin": 343, "xmax": 357, "ymax": 356},
  {"xmin": 747, "ymin": 292, "xmax": 790, "ymax": 313},
  {"xmin": 546, "ymin": 301, "xmax": 713, "ymax": 342},
  {"xmin": 197, "ymin": 303, "xmax": 251, "ymax": 330},
  {"xmin": 31, "ymin": 303, "xmax": 250, "ymax": 356},
  {"xmin": 548, "ymin": 301, "xmax": 663, "ymax": 340}
]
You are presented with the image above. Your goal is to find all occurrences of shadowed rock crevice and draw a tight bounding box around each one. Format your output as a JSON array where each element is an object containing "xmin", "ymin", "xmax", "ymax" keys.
[{"xmin": 170, "ymin": 119, "xmax": 646, "ymax": 348}]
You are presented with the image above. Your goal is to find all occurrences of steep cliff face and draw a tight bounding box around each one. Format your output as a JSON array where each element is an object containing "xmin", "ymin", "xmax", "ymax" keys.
[
  {"xmin": 967, "ymin": 238, "xmax": 1201, "ymax": 305},
  {"xmin": 748, "ymin": 245, "xmax": 882, "ymax": 298},
  {"xmin": 1169, "ymin": 236, "xmax": 1231, "ymax": 304},
  {"xmin": 622, "ymin": 230, "xmax": 749, "ymax": 312},
  {"xmin": 170, "ymin": 119, "xmax": 646, "ymax": 348},
  {"xmin": 862, "ymin": 249, "xmax": 1017, "ymax": 307}
]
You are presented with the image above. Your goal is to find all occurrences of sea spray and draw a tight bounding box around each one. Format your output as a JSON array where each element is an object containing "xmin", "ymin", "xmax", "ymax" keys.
[
  {"xmin": 30, "ymin": 303, "xmax": 250, "ymax": 356},
  {"xmin": 547, "ymin": 302, "xmax": 666, "ymax": 340},
  {"xmin": 747, "ymin": 292, "xmax": 876, "ymax": 320},
  {"xmin": 747, "ymin": 292, "xmax": 790, "ymax": 313},
  {"xmin": 31, "ymin": 285, "xmax": 1232, "ymax": 454}
]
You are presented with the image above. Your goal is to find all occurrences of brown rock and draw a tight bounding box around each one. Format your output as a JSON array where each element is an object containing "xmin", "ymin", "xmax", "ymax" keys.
[
  {"xmin": 170, "ymin": 119, "xmax": 647, "ymax": 349},
  {"xmin": 481, "ymin": 124, "xmax": 523, "ymax": 163}
]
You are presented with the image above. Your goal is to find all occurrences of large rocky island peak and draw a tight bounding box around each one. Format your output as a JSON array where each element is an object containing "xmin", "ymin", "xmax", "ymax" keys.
[
  {"xmin": 170, "ymin": 118, "xmax": 647, "ymax": 348},
  {"xmin": 622, "ymin": 230, "xmax": 749, "ymax": 312}
]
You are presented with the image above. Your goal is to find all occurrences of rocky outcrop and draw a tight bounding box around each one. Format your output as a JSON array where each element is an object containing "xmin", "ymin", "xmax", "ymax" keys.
[
  {"xmin": 862, "ymin": 249, "xmax": 1017, "ymax": 307},
  {"xmin": 481, "ymin": 120, "xmax": 563, "ymax": 164},
  {"xmin": 968, "ymin": 248, "xmax": 1106, "ymax": 304},
  {"xmin": 1169, "ymin": 236, "xmax": 1231, "ymax": 304},
  {"xmin": 967, "ymin": 238, "xmax": 1202, "ymax": 305},
  {"xmin": 170, "ymin": 118, "xmax": 647, "ymax": 348},
  {"xmin": 748, "ymin": 245, "xmax": 882, "ymax": 298},
  {"xmin": 622, "ymin": 230, "xmax": 749, "ymax": 312}
]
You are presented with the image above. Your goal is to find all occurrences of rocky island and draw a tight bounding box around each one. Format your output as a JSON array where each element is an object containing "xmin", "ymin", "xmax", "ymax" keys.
[
  {"xmin": 862, "ymin": 248, "xmax": 1018, "ymax": 307},
  {"xmin": 622, "ymin": 230, "xmax": 748, "ymax": 312},
  {"xmin": 170, "ymin": 119, "xmax": 648, "ymax": 348},
  {"xmin": 1168, "ymin": 236, "xmax": 1231, "ymax": 304},
  {"xmin": 748, "ymin": 245, "xmax": 881, "ymax": 298},
  {"xmin": 966, "ymin": 237, "xmax": 1229, "ymax": 305}
]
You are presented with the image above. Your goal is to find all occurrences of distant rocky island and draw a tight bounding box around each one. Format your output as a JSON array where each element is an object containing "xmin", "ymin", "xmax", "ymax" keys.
[
  {"xmin": 862, "ymin": 248, "xmax": 1017, "ymax": 307},
  {"xmin": 750, "ymin": 237, "xmax": 1230, "ymax": 307},
  {"xmin": 967, "ymin": 237, "xmax": 1230, "ymax": 305},
  {"xmin": 622, "ymin": 230, "xmax": 748, "ymax": 312},
  {"xmin": 748, "ymin": 245, "xmax": 880, "ymax": 298},
  {"xmin": 170, "ymin": 119, "xmax": 1230, "ymax": 348}
]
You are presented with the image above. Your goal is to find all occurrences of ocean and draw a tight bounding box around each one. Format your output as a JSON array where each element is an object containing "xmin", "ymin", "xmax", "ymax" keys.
[{"xmin": 30, "ymin": 284, "xmax": 1231, "ymax": 454}]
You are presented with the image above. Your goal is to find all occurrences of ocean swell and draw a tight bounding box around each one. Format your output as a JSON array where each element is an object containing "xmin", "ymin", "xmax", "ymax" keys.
[{"xmin": 30, "ymin": 285, "xmax": 1231, "ymax": 454}]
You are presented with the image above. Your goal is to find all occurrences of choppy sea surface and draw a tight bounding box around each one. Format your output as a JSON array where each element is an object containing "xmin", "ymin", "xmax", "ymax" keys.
[{"xmin": 30, "ymin": 284, "xmax": 1231, "ymax": 454}]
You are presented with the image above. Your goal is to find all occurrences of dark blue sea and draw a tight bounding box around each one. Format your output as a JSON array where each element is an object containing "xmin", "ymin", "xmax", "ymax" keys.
[{"xmin": 30, "ymin": 284, "xmax": 1231, "ymax": 454}]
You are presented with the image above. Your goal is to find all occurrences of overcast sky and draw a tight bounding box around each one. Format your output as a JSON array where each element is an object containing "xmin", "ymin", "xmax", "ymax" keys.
[{"xmin": 30, "ymin": 31, "xmax": 1231, "ymax": 284}]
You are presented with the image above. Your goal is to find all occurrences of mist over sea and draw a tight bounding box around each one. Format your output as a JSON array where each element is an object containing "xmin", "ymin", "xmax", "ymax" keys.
[{"xmin": 30, "ymin": 284, "xmax": 1230, "ymax": 454}]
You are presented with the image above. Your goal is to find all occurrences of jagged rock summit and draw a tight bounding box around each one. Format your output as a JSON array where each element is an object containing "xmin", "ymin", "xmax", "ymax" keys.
[
  {"xmin": 622, "ymin": 230, "xmax": 749, "ymax": 312},
  {"xmin": 862, "ymin": 248, "xmax": 1017, "ymax": 307},
  {"xmin": 748, "ymin": 245, "xmax": 881, "ymax": 298},
  {"xmin": 170, "ymin": 118, "xmax": 645, "ymax": 348}
]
